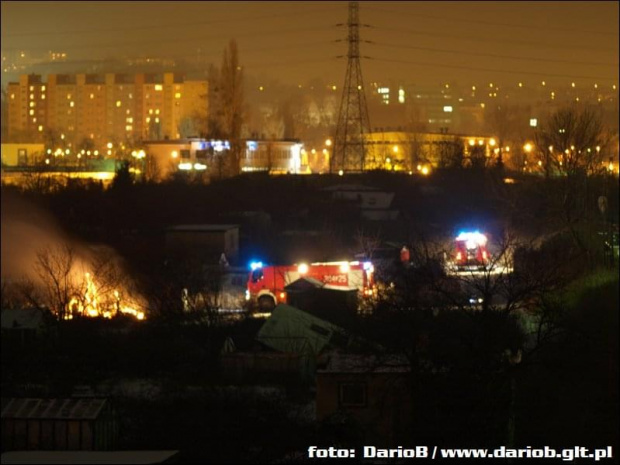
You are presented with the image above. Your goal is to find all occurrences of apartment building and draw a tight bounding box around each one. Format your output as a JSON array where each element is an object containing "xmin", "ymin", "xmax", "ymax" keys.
[{"xmin": 7, "ymin": 73, "xmax": 208, "ymax": 149}]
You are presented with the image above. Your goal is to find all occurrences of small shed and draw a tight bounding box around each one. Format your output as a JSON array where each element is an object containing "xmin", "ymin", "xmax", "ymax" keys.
[
  {"xmin": 284, "ymin": 278, "xmax": 358, "ymax": 327},
  {"xmin": 165, "ymin": 224, "xmax": 239, "ymax": 263},
  {"xmin": 256, "ymin": 305, "xmax": 352, "ymax": 382},
  {"xmin": 316, "ymin": 352, "xmax": 413, "ymax": 445},
  {"xmin": 1, "ymin": 398, "xmax": 117, "ymax": 452},
  {"xmin": 256, "ymin": 304, "xmax": 350, "ymax": 355}
]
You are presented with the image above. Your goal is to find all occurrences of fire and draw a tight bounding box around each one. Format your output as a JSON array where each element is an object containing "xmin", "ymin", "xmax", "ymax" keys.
[{"xmin": 67, "ymin": 272, "xmax": 145, "ymax": 320}]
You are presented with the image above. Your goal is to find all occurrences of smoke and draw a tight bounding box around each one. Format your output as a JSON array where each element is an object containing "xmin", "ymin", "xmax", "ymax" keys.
[
  {"xmin": 1, "ymin": 191, "xmax": 70, "ymax": 283},
  {"xmin": 1, "ymin": 191, "xmax": 146, "ymax": 314}
]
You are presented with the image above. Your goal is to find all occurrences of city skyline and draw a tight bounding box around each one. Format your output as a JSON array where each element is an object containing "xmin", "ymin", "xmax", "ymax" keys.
[{"xmin": 2, "ymin": 1, "xmax": 618, "ymax": 88}]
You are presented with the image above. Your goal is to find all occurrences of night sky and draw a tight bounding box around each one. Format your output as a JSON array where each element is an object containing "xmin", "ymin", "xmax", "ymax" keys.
[{"xmin": 2, "ymin": 1, "xmax": 618, "ymax": 87}]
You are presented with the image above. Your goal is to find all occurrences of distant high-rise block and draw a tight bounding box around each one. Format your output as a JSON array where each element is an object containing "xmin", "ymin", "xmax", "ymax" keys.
[{"xmin": 6, "ymin": 73, "xmax": 208, "ymax": 148}]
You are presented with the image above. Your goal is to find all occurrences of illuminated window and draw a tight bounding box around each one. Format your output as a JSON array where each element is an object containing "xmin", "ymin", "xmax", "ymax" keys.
[
  {"xmin": 29, "ymin": 93, "xmax": 34, "ymax": 99},
  {"xmin": 29, "ymin": 86, "xmax": 34, "ymax": 91},
  {"xmin": 155, "ymin": 109, "xmax": 160, "ymax": 115},
  {"xmin": 126, "ymin": 117, "xmax": 133, "ymax": 123},
  {"xmin": 125, "ymin": 125, "xmax": 133, "ymax": 131},
  {"xmin": 70, "ymin": 101, "xmax": 74, "ymax": 107},
  {"xmin": 154, "ymin": 84, "xmax": 163, "ymax": 91},
  {"xmin": 148, "ymin": 109, "xmax": 153, "ymax": 115},
  {"xmin": 10, "ymin": 94, "xmax": 15, "ymax": 99},
  {"xmin": 146, "ymin": 117, "xmax": 151, "ymax": 123},
  {"xmin": 443, "ymin": 106, "xmax": 453, "ymax": 113},
  {"xmin": 67, "ymin": 94, "xmax": 71, "ymax": 99},
  {"xmin": 90, "ymin": 93, "xmax": 95, "ymax": 99},
  {"xmin": 116, "ymin": 100, "xmax": 121, "ymax": 107},
  {"xmin": 155, "ymin": 117, "xmax": 160, "ymax": 123},
  {"xmin": 29, "ymin": 109, "xmax": 34, "ymax": 115},
  {"xmin": 41, "ymin": 94, "xmax": 45, "ymax": 100},
  {"xmin": 29, "ymin": 101, "xmax": 35, "ymax": 107},
  {"xmin": 41, "ymin": 86, "xmax": 45, "ymax": 91},
  {"xmin": 175, "ymin": 92, "xmax": 181, "ymax": 99},
  {"xmin": 529, "ymin": 118, "xmax": 538, "ymax": 127},
  {"xmin": 38, "ymin": 125, "xmax": 43, "ymax": 131}
]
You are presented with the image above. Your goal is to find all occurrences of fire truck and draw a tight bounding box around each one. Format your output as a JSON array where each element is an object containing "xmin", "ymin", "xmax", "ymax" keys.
[
  {"xmin": 452, "ymin": 231, "xmax": 491, "ymax": 271},
  {"xmin": 246, "ymin": 260, "xmax": 376, "ymax": 312}
]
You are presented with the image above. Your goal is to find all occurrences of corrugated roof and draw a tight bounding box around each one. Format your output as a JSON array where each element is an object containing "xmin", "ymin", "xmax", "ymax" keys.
[{"xmin": 1, "ymin": 398, "xmax": 107, "ymax": 420}]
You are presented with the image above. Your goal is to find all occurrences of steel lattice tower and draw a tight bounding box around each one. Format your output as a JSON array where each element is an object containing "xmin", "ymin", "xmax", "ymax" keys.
[{"xmin": 331, "ymin": 1, "xmax": 371, "ymax": 173}]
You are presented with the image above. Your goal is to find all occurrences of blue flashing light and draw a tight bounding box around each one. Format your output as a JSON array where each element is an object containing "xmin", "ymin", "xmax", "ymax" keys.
[
  {"xmin": 363, "ymin": 261, "xmax": 372, "ymax": 270},
  {"xmin": 250, "ymin": 261, "xmax": 263, "ymax": 271},
  {"xmin": 456, "ymin": 231, "xmax": 487, "ymax": 246}
]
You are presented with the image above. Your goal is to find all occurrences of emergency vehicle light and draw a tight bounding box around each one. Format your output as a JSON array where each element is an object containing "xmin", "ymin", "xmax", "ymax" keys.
[
  {"xmin": 250, "ymin": 261, "xmax": 263, "ymax": 270},
  {"xmin": 298, "ymin": 263, "xmax": 309, "ymax": 274},
  {"xmin": 456, "ymin": 231, "xmax": 487, "ymax": 248}
]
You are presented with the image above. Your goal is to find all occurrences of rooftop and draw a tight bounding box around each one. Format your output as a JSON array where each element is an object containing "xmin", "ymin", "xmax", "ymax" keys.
[
  {"xmin": 319, "ymin": 352, "xmax": 411, "ymax": 374},
  {"xmin": 1, "ymin": 398, "xmax": 108, "ymax": 420}
]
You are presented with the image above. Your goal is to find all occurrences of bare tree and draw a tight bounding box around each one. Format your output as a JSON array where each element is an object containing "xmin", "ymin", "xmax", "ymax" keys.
[
  {"xmin": 535, "ymin": 105, "xmax": 607, "ymax": 177},
  {"xmin": 534, "ymin": 106, "xmax": 611, "ymax": 262},
  {"xmin": 218, "ymin": 39, "xmax": 245, "ymax": 177},
  {"xmin": 34, "ymin": 244, "xmax": 78, "ymax": 320}
]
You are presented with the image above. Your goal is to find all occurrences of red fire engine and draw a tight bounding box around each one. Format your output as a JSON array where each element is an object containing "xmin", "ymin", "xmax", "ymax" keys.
[
  {"xmin": 453, "ymin": 231, "xmax": 490, "ymax": 271},
  {"xmin": 246, "ymin": 260, "xmax": 376, "ymax": 311}
]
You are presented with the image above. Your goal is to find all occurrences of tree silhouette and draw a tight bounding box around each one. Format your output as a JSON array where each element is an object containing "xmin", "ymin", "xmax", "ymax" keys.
[{"xmin": 535, "ymin": 106, "xmax": 607, "ymax": 177}]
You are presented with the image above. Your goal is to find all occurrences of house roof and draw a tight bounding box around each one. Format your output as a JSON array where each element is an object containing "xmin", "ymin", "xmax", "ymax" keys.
[
  {"xmin": 284, "ymin": 277, "xmax": 325, "ymax": 291},
  {"xmin": 1, "ymin": 398, "xmax": 108, "ymax": 420},
  {"xmin": 319, "ymin": 352, "xmax": 411, "ymax": 374},
  {"xmin": 256, "ymin": 304, "xmax": 349, "ymax": 354},
  {"xmin": 1, "ymin": 308, "xmax": 45, "ymax": 330}
]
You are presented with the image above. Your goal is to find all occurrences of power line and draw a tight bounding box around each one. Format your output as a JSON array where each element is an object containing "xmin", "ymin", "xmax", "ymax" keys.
[
  {"xmin": 368, "ymin": 41, "xmax": 618, "ymax": 68},
  {"xmin": 1, "ymin": 26, "xmax": 336, "ymax": 53},
  {"xmin": 370, "ymin": 25, "xmax": 618, "ymax": 53},
  {"xmin": 244, "ymin": 57, "xmax": 338, "ymax": 69},
  {"xmin": 363, "ymin": 5, "xmax": 618, "ymax": 37},
  {"xmin": 1, "ymin": 5, "xmax": 343, "ymax": 38},
  {"xmin": 368, "ymin": 57, "xmax": 619, "ymax": 82}
]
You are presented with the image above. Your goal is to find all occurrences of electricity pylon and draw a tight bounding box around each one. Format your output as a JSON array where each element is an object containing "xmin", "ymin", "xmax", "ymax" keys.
[{"xmin": 331, "ymin": 1, "xmax": 371, "ymax": 174}]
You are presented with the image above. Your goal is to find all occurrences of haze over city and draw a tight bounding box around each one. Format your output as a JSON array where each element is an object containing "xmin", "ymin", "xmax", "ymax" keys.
[{"xmin": 2, "ymin": 1, "xmax": 618, "ymax": 87}]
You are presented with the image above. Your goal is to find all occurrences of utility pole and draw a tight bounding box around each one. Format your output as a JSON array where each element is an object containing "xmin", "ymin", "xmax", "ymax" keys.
[{"xmin": 331, "ymin": 1, "xmax": 371, "ymax": 174}]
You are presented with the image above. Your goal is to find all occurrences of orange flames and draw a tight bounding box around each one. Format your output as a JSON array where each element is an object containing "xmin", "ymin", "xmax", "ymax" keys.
[{"xmin": 67, "ymin": 272, "xmax": 145, "ymax": 320}]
